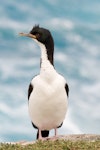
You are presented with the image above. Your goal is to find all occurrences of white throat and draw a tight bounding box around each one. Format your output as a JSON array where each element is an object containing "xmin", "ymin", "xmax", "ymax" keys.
[
  {"xmin": 37, "ymin": 42, "xmax": 54, "ymax": 70},
  {"xmin": 36, "ymin": 41, "xmax": 56, "ymax": 82}
]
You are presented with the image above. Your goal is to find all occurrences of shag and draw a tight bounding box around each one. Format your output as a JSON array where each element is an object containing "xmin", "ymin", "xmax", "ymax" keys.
[{"xmin": 19, "ymin": 25, "xmax": 69, "ymax": 140}]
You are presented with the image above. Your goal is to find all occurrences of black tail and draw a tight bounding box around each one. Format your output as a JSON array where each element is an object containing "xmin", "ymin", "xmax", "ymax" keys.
[{"xmin": 37, "ymin": 130, "xmax": 49, "ymax": 139}]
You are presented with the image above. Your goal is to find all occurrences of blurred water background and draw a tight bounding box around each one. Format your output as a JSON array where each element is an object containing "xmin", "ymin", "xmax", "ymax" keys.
[{"xmin": 0, "ymin": 0, "xmax": 100, "ymax": 142}]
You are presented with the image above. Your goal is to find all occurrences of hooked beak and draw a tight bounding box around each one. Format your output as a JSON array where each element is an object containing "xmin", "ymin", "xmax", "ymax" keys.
[{"xmin": 19, "ymin": 32, "xmax": 36, "ymax": 39}]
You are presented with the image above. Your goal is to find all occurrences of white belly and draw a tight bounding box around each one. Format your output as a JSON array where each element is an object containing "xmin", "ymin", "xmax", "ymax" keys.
[{"xmin": 28, "ymin": 74, "xmax": 68, "ymax": 130}]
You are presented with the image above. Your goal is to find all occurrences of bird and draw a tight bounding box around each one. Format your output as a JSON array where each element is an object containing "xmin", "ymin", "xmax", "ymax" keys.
[{"xmin": 19, "ymin": 25, "xmax": 69, "ymax": 140}]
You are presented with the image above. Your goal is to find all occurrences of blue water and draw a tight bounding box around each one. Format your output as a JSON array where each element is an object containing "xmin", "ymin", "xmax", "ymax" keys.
[{"xmin": 0, "ymin": 0, "xmax": 100, "ymax": 142}]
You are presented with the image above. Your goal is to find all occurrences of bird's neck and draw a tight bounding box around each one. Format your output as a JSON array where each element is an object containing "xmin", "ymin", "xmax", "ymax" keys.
[
  {"xmin": 39, "ymin": 42, "xmax": 57, "ymax": 83},
  {"xmin": 38, "ymin": 42, "xmax": 54, "ymax": 70}
]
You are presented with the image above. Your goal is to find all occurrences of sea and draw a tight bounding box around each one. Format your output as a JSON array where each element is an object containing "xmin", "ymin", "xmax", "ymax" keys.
[{"xmin": 0, "ymin": 0, "xmax": 100, "ymax": 142}]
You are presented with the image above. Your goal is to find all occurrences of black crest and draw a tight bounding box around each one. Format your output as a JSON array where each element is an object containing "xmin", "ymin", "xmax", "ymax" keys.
[{"xmin": 30, "ymin": 25, "xmax": 40, "ymax": 35}]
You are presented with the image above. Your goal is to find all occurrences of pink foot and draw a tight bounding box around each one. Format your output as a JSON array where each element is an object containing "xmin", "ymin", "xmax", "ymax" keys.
[
  {"xmin": 48, "ymin": 128, "xmax": 58, "ymax": 141},
  {"xmin": 38, "ymin": 129, "xmax": 48, "ymax": 141}
]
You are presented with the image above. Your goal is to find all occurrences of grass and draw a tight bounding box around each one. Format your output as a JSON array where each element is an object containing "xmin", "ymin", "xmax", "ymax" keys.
[{"xmin": 0, "ymin": 140, "xmax": 100, "ymax": 150}]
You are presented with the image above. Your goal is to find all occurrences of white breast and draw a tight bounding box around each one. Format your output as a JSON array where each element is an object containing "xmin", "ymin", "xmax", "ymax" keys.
[{"xmin": 28, "ymin": 70, "xmax": 68, "ymax": 130}]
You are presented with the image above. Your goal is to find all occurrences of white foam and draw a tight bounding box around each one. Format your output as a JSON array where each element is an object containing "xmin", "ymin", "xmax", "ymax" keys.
[
  {"xmin": 63, "ymin": 109, "xmax": 82, "ymax": 134},
  {"xmin": 0, "ymin": 1, "xmax": 100, "ymax": 141}
]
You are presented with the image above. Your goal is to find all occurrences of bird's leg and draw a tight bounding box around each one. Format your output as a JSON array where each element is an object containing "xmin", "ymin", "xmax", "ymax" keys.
[
  {"xmin": 38, "ymin": 129, "xmax": 43, "ymax": 140},
  {"xmin": 38, "ymin": 129, "xmax": 49, "ymax": 141},
  {"xmin": 54, "ymin": 128, "xmax": 57, "ymax": 137},
  {"xmin": 49, "ymin": 128, "xmax": 58, "ymax": 141}
]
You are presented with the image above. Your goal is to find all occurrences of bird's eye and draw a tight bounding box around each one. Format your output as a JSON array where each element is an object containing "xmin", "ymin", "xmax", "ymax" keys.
[
  {"xmin": 36, "ymin": 33, "xmax": 40, "ymax": 38},
  {"xmin": 33, "ymin": 31, "xmax": 37, "ymax": 35}
]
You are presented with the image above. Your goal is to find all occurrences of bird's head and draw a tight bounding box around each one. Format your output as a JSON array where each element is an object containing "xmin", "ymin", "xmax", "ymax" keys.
[
  {"xmin": 19, "ymin": 25, "xmax": 54, "ymax": 65},
  {"xmin": 19, "ymin": 25, "xmax": 54, "ymax": 47}
]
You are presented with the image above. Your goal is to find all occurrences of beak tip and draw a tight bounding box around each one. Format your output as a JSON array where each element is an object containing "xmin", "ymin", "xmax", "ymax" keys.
[{"xmin": 19, "ymin": 32, "xmax": 24, "ymax": 36}]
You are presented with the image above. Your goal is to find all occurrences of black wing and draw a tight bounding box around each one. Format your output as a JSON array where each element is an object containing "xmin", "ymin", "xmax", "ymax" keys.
[
  {"xmin": 28, "ymin": 83, "xmax": 33, "ymax": 100},
  {"xmin": 28, "ymin": 84, "xmax": 37, "ymax": 128},
  {"xmin": 57, "ymin": 84, "xmax": 69, "ymax": 129},
  {"xmin": 65, "ymin": 83, "xmax": 69, "ymax": 97}
]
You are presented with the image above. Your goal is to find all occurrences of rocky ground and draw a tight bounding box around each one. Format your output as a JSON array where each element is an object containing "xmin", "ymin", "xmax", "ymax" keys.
[{"xmin": 6, "ymin": 134, "xmax": 100, "ymax": 146}]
